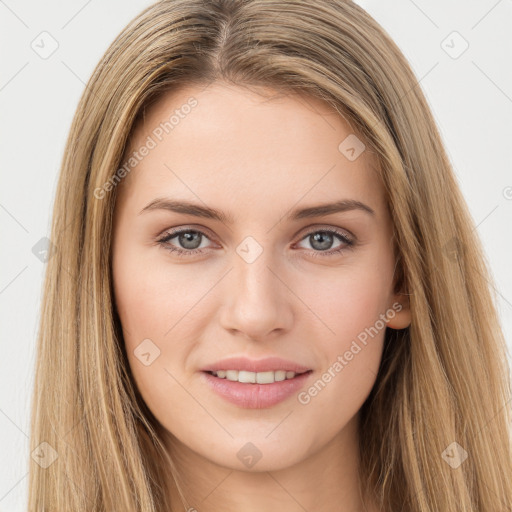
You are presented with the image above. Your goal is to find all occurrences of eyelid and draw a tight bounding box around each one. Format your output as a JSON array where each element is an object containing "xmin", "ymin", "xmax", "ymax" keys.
[
  {"xmin": 294, "ymin": 223, "xmax": 354, "ymax": 240},
  {"xmin": 158, "ymin": 224, "xmax": 218, "ymax": 242}
]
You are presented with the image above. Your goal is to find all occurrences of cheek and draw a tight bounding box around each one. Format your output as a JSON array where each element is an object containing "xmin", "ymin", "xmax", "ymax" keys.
[
  {"xmin": 113, "ymin": 247, "xmax": 178, "ymax": 407},
  {"xmin": 112, "ymin": 248, "xmax": 212, "ymax": 399},
  {"xmin": 112, "ymin": 251, "xmax": 196, "ymax": 423},
  {"xmin": 113, "ymin": 247, "xmax": 196, "ymax": 341},
  {"xmin": 301, "ymin": 260, "xmax": 392, "ymax": 343},
  {"xmin": 294, "ymin": 263, "xmax": 390, "ymax": 409},
  {"xmin": 113, "ymin": 255, "xmax": 160, "ymax": 340}
]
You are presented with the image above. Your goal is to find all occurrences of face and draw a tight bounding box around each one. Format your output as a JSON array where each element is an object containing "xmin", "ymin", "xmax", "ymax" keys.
[{"xmin": 111, "ymin": 81, "xmax": 410, "ymax": 472}]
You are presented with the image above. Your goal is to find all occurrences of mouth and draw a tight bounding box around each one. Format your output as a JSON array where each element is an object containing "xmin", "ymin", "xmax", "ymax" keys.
[
  {"xmin": 201, "ymin": 368, "xmax": 314, "ymax": 409},
  {"xmin": 203, "ymin": 369, "xmax": 313, "ymax": 384}
]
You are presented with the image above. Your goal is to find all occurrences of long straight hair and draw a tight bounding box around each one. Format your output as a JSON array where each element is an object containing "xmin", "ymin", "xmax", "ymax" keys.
[{"xmin": 28, "ymin": 0, "xmax": 512, "ymax": 510}]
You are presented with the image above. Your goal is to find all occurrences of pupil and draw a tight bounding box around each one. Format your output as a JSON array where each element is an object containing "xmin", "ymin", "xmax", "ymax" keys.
[
  {"xmin": 311, "ymin": 232, "xmax": 333, "ymax": 251},
  {"xmin": 180, "ymin": 231, "xmax": 201, "ymax": 249}
]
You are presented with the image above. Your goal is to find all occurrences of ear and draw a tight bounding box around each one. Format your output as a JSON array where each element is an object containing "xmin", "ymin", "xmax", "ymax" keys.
[{"xmin": 385, "ymin": 292, "xmax": 411, "ymax": 330}]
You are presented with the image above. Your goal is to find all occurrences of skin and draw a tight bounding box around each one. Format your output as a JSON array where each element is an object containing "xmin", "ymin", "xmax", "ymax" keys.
[{"xmin": 111, "ymin": 81, "xmax": 411, "ymax": 512}]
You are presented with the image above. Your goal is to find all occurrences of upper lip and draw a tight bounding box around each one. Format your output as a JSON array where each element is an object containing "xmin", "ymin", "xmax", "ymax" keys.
[{"xmin": 201, "ymin": 356, "xmax": 312, "ymax": 374}]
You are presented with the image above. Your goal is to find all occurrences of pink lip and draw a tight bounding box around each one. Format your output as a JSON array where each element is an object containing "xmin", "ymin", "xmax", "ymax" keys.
[
  {"xmin": 200, "ymin": 356, "xmax": 312, "ymax": 373},
  {"xmin": 200, "ymin": 370, "xmax": 313, "ymax": 409}
]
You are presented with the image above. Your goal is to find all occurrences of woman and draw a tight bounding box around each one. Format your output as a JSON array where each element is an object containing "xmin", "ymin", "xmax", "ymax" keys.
[{"xmin": 28, "ymin": 0, "xmax": 512, "ymax": 510}]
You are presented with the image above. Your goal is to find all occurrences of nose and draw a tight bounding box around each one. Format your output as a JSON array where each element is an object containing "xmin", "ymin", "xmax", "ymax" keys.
[{"xmin": 219, "ymin": 246, "xmax": 293, "ymax": 341}]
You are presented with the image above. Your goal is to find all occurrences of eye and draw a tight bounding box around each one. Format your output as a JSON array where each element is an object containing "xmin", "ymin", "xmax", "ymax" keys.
[
  {"xmin": 294, "ymin": 227, "xmax": 355, "ymax": 257},
  {"xmin": 157, "ymin": 228, "xmax": 214, "ymax": 257}
]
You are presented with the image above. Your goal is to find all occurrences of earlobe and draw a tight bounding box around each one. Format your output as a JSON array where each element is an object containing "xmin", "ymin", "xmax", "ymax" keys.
[
  {"xmin": 386, "ymin": 295, "xmax": 412, "ymax": 330},
  {"xmin": 386, "ymin": 307, "xmax": 411, "ymax": 330}
]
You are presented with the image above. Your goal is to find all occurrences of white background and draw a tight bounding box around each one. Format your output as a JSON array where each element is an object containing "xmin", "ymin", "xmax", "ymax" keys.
[{"xmin": 1, "ymin": 0, "xmax": 511, "ymax": 509}]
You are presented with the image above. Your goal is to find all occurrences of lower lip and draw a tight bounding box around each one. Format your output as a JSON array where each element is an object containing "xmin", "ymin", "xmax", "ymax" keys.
[{"xmin": 200, "ymin": 370, "xmax": 313, "ymax": 409}]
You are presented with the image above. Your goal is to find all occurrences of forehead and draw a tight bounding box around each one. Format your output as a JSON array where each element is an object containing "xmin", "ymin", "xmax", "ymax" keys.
[{"xmin": 118, "ymin": 82, "xmax": 386, "ymax": 221}]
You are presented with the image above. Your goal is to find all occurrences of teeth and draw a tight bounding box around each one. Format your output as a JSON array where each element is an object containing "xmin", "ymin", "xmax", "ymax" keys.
[{"xmin": 210, "ymin": 369, "xmax": 304, "ymax": 383}]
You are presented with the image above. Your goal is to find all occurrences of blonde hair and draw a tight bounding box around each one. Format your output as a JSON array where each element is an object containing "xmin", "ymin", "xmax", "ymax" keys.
[{"xmin": 28, "ymin": 0, "xmax": 512, "ymax": 510}]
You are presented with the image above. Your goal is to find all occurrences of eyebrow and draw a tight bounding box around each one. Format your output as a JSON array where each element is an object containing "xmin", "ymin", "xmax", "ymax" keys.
[{"xmin": 138, "ymin": 198, "xmax": 375, "ymax": 223}]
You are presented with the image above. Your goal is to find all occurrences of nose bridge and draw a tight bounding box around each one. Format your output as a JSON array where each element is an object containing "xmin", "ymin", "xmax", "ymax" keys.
[
  {"xmin": 233, "ymin": 236, "xmax": 280, "ymax": 303},
  {"xmin": 220, "ymin": 235, "xmax": 291, "ymax": 338}
]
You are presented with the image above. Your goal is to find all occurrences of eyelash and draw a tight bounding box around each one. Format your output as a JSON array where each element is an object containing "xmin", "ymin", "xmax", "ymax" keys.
[{"xmin": 156, "ymin": 226, "xmax": 355, "ymax": 259}]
